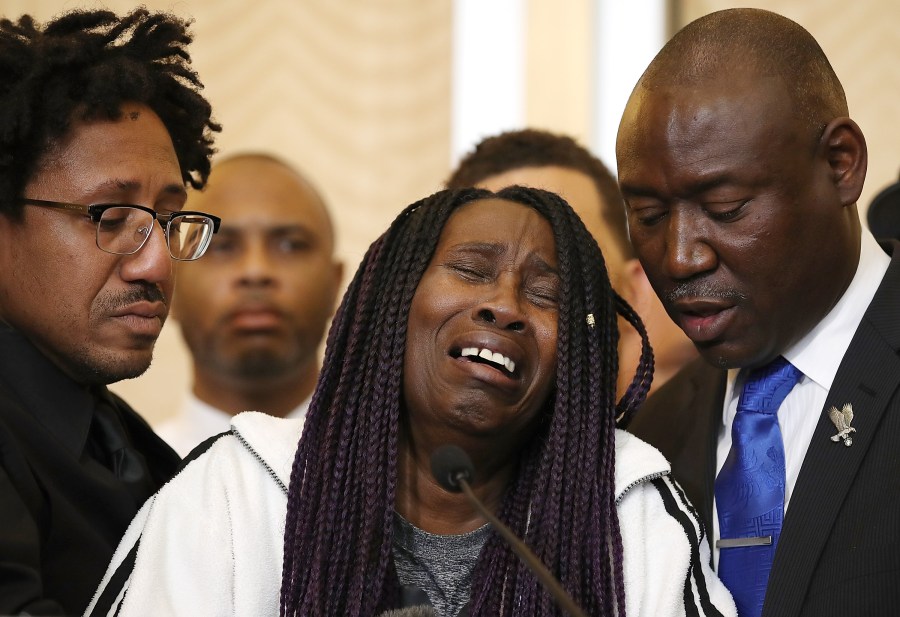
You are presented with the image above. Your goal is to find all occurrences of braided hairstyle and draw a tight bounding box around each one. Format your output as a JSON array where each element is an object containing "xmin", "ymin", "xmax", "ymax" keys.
[
  {"xmin": 281, "ymin": 186, "xmax": 653, "ymax": 616},
  {"xmin": 0, "ymin": 8, "xmax": 219, "ymax": 218}
]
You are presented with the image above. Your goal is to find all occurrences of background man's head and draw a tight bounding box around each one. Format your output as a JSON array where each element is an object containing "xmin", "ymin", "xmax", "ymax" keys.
[
  {"xmin": 0, "ymin": 9, "xmax": 218, "ymax": 384},
  {"xmin": 446, "ymin": 128, "xmax": 697, "ymax": 395},
  {"xmin": 617, "ymin": 8, "xmax": 865, "ymax": 369},
  {"xmin": 866, "ymin": 174, "xmax": 900, "ymax": 242},
  {"xmin": 173, "ymin": 153, "xmax": 343, "ymax": 405}
]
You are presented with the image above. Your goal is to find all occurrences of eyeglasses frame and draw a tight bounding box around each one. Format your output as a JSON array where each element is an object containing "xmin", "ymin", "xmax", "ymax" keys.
[{"xmin": 20, "ymin": 197, "xmax": 222, "ymax": 261}]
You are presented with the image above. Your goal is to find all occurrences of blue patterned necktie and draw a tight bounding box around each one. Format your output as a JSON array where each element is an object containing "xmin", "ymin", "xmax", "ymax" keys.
[{"xmin": 715, "ymin": 356, "xmax": 803, "ymax": 617}]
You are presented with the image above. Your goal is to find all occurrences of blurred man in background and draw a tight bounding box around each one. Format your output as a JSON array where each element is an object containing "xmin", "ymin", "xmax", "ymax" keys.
[{"xmin": 156, "ymin": 153, "xmax": 343, "ymax": 456}]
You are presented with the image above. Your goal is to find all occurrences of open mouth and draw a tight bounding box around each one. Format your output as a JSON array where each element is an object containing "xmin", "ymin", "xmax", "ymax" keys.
[
  {"xmin": 676, "ymin": 305, "xmax": 736, "ymax": 343},
  {"xmin": 451, "ymin": 346, "xmax": 516, "ymax": 377}
]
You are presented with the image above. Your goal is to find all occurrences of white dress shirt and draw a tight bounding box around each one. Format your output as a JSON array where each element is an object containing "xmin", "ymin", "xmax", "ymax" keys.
[
  {"xmin": 713, "ymin": 229, "xmax": 890, "ymax": 566},
  {"xmin": 154, "ymin": 391, "xmax": 310, "ymax": 457}
]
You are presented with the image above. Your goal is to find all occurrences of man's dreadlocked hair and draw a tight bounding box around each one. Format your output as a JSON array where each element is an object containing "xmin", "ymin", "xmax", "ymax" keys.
[
  {"xmin": 0, "ymin": 8, "xmax": 219, "ymax": 218},
  {"xmin": 280, "ymin": 186, "xmax": 653, "ymax": 616}
]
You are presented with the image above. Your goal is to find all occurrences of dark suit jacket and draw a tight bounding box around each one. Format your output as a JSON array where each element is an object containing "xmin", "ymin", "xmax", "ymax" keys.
[
  {"xmin": 629, "ymin": 243, "xmax": 900, "ymax": 617},
  {"xmin": 0, "ymin": 326, "xmax": 180, "ymax": 615}
]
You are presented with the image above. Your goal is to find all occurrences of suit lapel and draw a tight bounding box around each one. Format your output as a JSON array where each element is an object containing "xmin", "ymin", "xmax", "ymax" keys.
[
  {"xmin": 694, "ymin": 364, "xmax": 726, "ymax": 537},
  {"xmin": 764, "ymin": 246, "xmax": 900, "ymax": 617}
]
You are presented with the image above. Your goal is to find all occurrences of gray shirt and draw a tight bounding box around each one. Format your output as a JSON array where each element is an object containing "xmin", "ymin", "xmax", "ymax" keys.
[{"xmin": 393, "ymin": 514, "xmax": 491, "ymax": 617}]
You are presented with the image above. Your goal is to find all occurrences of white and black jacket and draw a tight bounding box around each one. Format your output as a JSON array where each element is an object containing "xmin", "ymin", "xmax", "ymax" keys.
[{"xmin": 85, "ymin": 412, "xmax": 736, "ymax": 617}]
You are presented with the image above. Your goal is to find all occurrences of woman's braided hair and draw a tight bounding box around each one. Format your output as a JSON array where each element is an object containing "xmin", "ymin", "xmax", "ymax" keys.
[
  {"xmin": 281, "ymin": 186, "xmax": 653, "ymax": 616},
  {"xmin": 0, "ymin": 8, "xmax": 219, "ymax": 217}
]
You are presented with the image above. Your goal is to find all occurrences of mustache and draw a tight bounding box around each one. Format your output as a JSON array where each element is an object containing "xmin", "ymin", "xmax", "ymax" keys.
[
  {"xmin": 665, "ymin": 279, "xmax": 748, "ymax": 304},
  {"xmin": 99, "ymin": 284, "xmax": 167, "ymax": 311}
]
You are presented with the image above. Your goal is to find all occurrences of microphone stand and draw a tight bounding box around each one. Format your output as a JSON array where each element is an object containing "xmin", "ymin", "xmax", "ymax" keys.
[{"xmin": 454, "ymin": 473, "xmax": 588, "ymax": 617}]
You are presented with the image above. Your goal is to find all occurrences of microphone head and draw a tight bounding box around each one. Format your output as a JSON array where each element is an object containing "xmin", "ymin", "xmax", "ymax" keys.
[{"xmin": 430, "ymin": 444, "xmax": 474, "ymax": 493}]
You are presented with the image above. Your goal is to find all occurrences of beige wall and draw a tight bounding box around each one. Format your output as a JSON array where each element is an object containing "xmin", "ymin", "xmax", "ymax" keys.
[
  {"xmin": 525, "ymin": 0, "xmax": 593, "ymax": 143},
  {"xmin": 6, "ymin": 1, "xmax": 896, "ymax": 425}
]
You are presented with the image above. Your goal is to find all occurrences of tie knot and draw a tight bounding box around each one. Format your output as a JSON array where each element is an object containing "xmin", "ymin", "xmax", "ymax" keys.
[{"xmin": 737, "ymin": 356, "xmax": 803, "ymax": 416}]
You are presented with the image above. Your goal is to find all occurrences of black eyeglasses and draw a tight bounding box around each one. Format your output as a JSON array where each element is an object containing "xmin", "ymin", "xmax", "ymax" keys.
[{"xmin": 21, "ymin": 198, "xmax": 221, "ymax": 261}]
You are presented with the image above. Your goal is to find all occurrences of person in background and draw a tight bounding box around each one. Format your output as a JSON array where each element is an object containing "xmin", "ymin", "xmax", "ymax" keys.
[
  {"xmin": 865, "ymin": 172, "xmax": 900, "ymax": 242},
  {"xmin": 87, "ymin": 187, "xmax": 734, "ymax": 617},
  {"xmin": 446, "ymin": 129, "xmax": 697, "ymax": 398},
  {"xmin": 155, "ymin": 153, "xmax": 343, "ymax": 456},
  {"xmin": 618, "ymin": 8, "xmax": 900, "ymax": 617},
  {"xmin": 0, "ymin": 8, "xmax": 219, "ymax": 614}
]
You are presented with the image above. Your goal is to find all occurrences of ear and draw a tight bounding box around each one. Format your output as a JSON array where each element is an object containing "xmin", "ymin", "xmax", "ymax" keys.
[
  {"xmin": 329, "ymin": 259, "xmax": 345, "ymax": 306},
  {"xmin": 820, "ymin": 117, "xmax": 867, "ymax": 206}
]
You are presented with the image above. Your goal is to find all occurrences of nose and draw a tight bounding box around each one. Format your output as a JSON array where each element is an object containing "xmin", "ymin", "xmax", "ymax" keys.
[
  {"xmin": 120, "ymin": 218, "xmax": 173, "ymax": 285},
  {"xmin": 236, "ymin": 239, "xmax": 276, "ymax": 287},
  {"xmin": 475, "ymin": 278, "xmax": 526, "ymax": 332},
  {"xmin": 663, "ymin": 207, "xmax": 717, "ymax": 280}
]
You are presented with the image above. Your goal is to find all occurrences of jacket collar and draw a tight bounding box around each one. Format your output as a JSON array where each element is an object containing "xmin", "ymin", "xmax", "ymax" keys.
[
  {"xmin": 614, "ymin": 429, "xmax": 671, "ymax": 503},
  {"xmin": 0, "ymin": 323, "xmax": 95, "ymax": 457},
  {"xmin": 231, "ymin": 413, "xmax": 672, "ymax": 505}
]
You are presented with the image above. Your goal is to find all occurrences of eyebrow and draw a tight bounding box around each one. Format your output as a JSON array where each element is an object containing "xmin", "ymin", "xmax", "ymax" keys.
[
  {"xmin": 447, "ymin": 241, "xmax": 506, "ymax": 257},
  {"xmin": 621, "ymin": 173, "xmax": 741, "ymax": 199},
  {"xmin": 216, "ymin": 223, "xmax": 315, "ymax": 235},
  {"xmin": 527, "ymin": 254, "xmax": 559, "ymax": 276},
  {"xmin": 685, "ymin": 174, "xmax": 741, "ymax": 195},
  {"xmin": 449, "ymin": 242, "xmax": 559, "ymax": 275}
]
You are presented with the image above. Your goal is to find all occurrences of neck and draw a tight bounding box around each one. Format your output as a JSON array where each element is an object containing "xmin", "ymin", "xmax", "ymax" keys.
[
  {"xmin": 191, "ymin": 363, "xmax": 318, "ymax": 418},
  {"xmin": 395, "ymin": 428, "xmax": 519, "ymax": 535}
]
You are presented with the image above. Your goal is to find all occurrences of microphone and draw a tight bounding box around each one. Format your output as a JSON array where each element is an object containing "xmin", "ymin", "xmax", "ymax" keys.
[{"xmin": 429, "ymin": 445, "xmax": 587, "ymax": 617}]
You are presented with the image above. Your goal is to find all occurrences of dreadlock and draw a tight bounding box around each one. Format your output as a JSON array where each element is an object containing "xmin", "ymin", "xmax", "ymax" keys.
[
  {"xmin": 281, "ymin": 186, "xmax": 654, "ymax": 616},
  {"xmin": 0, "ymin": 7, "xmax": 219, "ymax": 218}
]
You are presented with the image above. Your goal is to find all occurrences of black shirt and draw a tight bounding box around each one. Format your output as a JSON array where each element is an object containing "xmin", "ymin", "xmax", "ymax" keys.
[{"xmin": 0, "ymin": 325, "xmax": 180, "ymax": 615}]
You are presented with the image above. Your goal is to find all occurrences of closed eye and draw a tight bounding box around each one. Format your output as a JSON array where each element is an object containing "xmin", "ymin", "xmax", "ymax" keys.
[
  {"xmin": 445, "ymin": 259, "xmax": 493, "ymax": 282},
  {"xmin": 524, "ymin": 273, "xmax": 560, "ymax": 308},
  {"xmin": 624, "ymin": 196, "xmax": 667, "ymax": 228},
  {"xmin": 705, "ymin": 200, "xmax": 750, "ymax": 221}
]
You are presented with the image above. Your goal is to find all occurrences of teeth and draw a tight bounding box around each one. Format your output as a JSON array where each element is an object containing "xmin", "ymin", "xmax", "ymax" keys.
[{"xmin": 460, "ymin": 347, "xmax": 515, "ymax": 374}]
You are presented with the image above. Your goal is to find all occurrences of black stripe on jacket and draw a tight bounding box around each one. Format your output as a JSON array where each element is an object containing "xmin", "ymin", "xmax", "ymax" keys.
[{"xmin": 652, "ymin": 476, "xmax": 726, "ymax": 617}]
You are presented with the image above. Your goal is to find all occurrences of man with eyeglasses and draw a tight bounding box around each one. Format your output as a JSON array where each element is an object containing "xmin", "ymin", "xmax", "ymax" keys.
[{"xmin": 0, "ymin": 9, "xmax": 219, "ymax": 615}]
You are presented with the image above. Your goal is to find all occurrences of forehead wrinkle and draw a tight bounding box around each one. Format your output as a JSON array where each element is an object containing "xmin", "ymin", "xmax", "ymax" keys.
[
  {"xmin": 210, "ymin": 157, "xmax": 336, "ymax": 246},
  {"xmin": 446, "ymin": 241, "xmax": 505, "ymax": 258},
  {"xmin": 84, "ymin": 178, "xmax": 186, "ymax": 201},
  {"xmin": 526, "ymin": 252, "xmax": 559, "ymax": 276},
  {"xmin": 446, "ymin": 237, "xmax": 558, "ymax": 278}
]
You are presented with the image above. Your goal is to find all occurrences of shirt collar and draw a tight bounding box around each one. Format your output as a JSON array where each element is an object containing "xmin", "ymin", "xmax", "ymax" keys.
[
  {"xmin": 0, "ymin": 324, "xmax": 95, "ymax": 457},
  {"xmin": 783, "ymin": 228, "xmax": 889, "ymax": 389},
  {"xmin": 184, "ymin": 390, "xmax": 311, "ymax": 422},
  {"xmin": 725, "ymin": 228, "xmax": 890, "ymax": 407}
]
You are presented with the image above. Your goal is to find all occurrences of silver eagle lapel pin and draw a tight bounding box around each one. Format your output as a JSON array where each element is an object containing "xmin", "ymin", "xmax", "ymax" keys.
[{"xmin": 828, "ymin": 403, "xmax": 856, "ymax": 447}]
